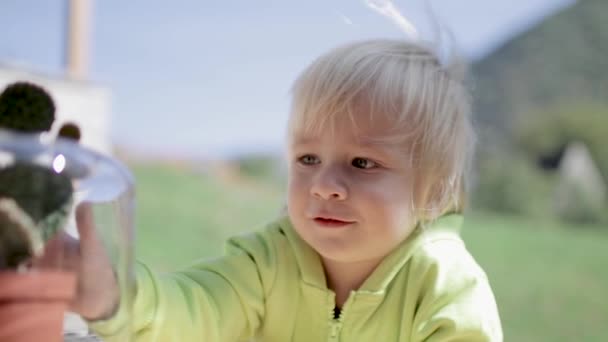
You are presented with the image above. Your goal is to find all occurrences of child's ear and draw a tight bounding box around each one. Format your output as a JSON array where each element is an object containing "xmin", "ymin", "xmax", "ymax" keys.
[
  {"xmin": 413, "ymin": 177, "xmax": 448, "ymax": 222},
  {"xmin": 418, "ymin": 178, "xmax": 465, "ymax": 223},
  {"xmin": 57, "ymin": 122, "xmax": 81, "ymax": 142}
]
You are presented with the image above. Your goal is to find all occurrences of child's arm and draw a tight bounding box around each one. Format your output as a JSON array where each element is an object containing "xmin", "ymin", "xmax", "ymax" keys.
[
  {"xmin": 88, "ymin": 231, "xmax": 274, "ymax": 341},
  {"xmin": 409, "ymin": 238, "xmax": 503, "ymax": 342},
  {"xmin": 38, "ymin": 202, "xmax": 272, "ymax": 341}
]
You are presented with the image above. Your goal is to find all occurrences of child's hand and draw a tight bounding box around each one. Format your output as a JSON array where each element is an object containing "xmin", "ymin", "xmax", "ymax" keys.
[{"xmin": 34, "ymin": 203, "xmax": 120, "ymax": 321}]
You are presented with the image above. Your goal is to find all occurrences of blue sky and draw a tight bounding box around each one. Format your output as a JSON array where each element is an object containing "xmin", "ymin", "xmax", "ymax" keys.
[{"xmin": 1, "ymin": 0, "xmax": 574, "ymax": 159}]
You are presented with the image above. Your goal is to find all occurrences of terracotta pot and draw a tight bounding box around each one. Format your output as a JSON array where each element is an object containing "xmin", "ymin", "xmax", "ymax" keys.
[{"xmin": 0, "ymin": 270, "xmax": 76, "ymax": 342}]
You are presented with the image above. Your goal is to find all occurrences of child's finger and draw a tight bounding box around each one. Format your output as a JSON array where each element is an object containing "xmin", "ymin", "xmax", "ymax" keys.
[
  {"xmin": 31, "ymin": 231, "xmax": 79, "ymax": 270},
  {"xmin": 71, "ymin": 201, "xmax": 120, "ymax": 320},
  {"xmin": 75, "ymin": 202, "xmax": 96, "ymax": 241}
]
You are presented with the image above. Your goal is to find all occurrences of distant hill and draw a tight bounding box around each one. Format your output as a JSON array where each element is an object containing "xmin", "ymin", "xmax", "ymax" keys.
[{"xmin": 471, "ymin": 0, "xmax": 607, "ymax": 137}]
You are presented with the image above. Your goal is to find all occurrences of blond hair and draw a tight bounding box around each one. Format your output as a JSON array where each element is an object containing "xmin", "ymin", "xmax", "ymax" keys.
[{"xmin": 288, "ymin": 39, "xmax": 475, "ymax": 222}]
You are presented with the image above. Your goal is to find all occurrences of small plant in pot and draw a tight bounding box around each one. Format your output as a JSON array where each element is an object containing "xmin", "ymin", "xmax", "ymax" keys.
[{"xmin": 0, "ymin": 82, "xmax": 84, "ymax": 342}]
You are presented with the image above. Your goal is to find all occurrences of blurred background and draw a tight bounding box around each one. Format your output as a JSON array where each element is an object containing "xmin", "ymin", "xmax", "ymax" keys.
[{"xmin": 1, "ymin": 0, "xmax": 606, "ymax": 340}]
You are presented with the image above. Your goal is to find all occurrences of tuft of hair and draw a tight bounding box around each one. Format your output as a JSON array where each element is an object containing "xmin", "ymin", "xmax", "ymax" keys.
[{"xmin": 288, "ymin": 39, "xmax": 475, "ymax": 222}]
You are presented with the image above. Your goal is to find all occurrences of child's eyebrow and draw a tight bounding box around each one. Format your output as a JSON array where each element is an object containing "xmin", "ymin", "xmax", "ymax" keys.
[
  {"xmin": 291, "ymin": 137, "xmax": 320, "ymax": 146},
  {"xmin": 292, "ymin": 136, "xmax": 401, "ymax": 151},
  {"xmin": 355, "ymin": 138, "xmax": 412, "ymax": 162},
  {"xmin": 357, "ymin": 145, "xmax": 401, "ymax": 161},
  {"xmin": 355, "ymin": 137, "xmax": 402, "ymax": 152}
]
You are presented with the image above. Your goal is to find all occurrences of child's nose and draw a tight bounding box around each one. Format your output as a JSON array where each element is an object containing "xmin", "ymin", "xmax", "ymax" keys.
[{"xmin": 310, "ymin": 169, "xmax": 348, "ymax": 201}]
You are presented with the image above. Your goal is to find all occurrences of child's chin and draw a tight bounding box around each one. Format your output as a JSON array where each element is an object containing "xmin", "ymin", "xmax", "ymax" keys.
[{"xmin": 312, "ymin": 243, "xmax": 362, "ymax": 263}]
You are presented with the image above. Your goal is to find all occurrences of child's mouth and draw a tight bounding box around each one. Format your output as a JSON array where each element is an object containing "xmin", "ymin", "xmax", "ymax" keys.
[{"xmin": 313, "ymin": 217, "xmax": 353, "ymax": 228}]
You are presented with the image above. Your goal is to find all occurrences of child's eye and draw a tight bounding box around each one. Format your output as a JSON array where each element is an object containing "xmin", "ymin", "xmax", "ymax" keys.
[
  {"xmin": 297, "ymin": 154, "xmax": 320, "ymax": 165},
  {"xmin": 352, "ymin": 157, "xmax": 377, "ymax": 169}
]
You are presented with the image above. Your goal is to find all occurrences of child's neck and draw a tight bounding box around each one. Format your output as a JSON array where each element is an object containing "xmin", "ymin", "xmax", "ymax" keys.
[{"xmin": 321, "ymin": 256, "xmax": 383, "ymax": 309}]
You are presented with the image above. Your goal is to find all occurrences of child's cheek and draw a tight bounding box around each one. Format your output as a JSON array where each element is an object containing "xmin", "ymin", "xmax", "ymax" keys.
[
  {"xmin": 287, "ymin": 174, "xmax": 309, "ymax": 207},
  {"xmin": 356, "ymin": 175, "xmax": 399, "ymax": 198}
]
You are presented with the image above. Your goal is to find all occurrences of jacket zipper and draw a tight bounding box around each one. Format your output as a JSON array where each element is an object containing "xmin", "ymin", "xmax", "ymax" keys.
[
  {"xmin": 328, "ymin": 319, "xmax": 342, "ymax": 342},
  {"xmin": 327, "ymin": 290, "xmax": 357, "ymax": 342},
  {"xmin": 328, "ymin": 293, "xmax": 352, "ymax": 342}
]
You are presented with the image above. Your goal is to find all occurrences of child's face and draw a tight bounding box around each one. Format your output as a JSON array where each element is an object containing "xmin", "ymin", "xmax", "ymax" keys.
[{"xmin": 287, "ymin": 113, "xmax": 417, "ymax": 265}]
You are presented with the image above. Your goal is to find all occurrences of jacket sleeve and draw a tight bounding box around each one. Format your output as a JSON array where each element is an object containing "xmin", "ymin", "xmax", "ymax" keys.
[
  {"xmin": 89, "ymin": 230, "xmax": 276, "ymax": 341},
  {"xmin": 409, "ymin": 238, "xmax": 503, "ymax": 342}
]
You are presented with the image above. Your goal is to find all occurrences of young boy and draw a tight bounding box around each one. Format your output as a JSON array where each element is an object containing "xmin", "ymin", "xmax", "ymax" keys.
[{"xmin": 66, "ymin": 39, "xmax": 502, "ymax": 341}]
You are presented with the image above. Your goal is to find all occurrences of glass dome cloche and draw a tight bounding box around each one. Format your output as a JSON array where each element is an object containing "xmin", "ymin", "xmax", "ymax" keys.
[{"xmin": 0, "ymin": 82, "xmax": 135, "ymax": 342}]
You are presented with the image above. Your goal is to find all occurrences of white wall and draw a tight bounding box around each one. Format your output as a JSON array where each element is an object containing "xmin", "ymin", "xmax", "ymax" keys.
[{"xmin": 0, "ymin": 66, "xmax": 112, "ymax": 155}]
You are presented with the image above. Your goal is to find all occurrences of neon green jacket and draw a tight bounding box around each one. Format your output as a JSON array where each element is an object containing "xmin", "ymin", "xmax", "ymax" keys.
[{"xmin": 91, "ymin": 214, "xmax": 502, "ymax": 341}]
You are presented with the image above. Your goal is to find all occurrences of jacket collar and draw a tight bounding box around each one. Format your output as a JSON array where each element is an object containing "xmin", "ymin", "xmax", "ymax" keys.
[{"xmin": 279, "ymin": 214, "xmax": 464, "ymax": 294}]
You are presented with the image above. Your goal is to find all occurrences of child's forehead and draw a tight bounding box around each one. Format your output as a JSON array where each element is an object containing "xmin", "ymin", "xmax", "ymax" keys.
[
  {"xmin": 293, "ymin": 101, "xmax": 409, "ymax": 141},
  {"xmin": 291, "ymin": 117, "xmax": 407, "ymax": 150}
]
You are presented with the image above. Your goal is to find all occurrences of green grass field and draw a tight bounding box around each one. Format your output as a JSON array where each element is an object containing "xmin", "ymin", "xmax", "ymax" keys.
[{"xmin": 130, "ymin": 163, "xmax": 608, "ymax": 341}]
